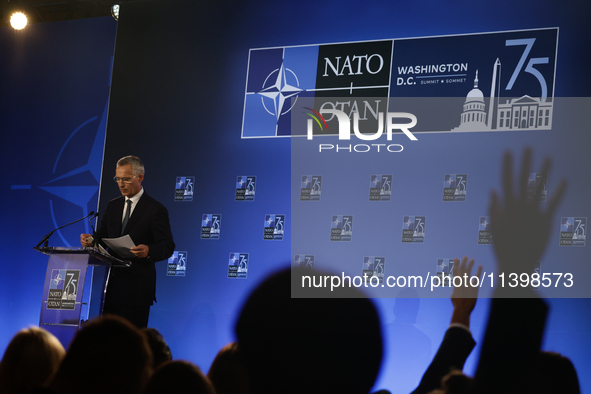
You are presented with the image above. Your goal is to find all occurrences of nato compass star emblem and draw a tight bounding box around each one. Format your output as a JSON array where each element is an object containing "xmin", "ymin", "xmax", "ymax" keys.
[
  {"xmin": 265, "ymin": 215, "xmax": 276, "ymax": 228},
  {"xmin": 51, "ymin": 271, "xmax": 64, "ymax": 288},
  {"xmin": 403, "ymin": 217, "xmax": 414, "ymax": 230},
  {"xmin": 444, "ymin": 175, "xmax": 455, "ymax": 188},
  {"xmin": 479, "ymin": 217, "xmax": 490, "ymax": 231},
  {"xmin": 561, "ymin": 218, "xmax": 573, "ymax": 232},
  {"xmin": 12, "ymin": 102, "xmax": 108, "ymax": 246},
  {"xmin": 332, "ymin": 216, "xmax": 342, "ymax": 229},
  {"xmin": 257, "ymin": 62, "xmax": 302, "ymax": 120},
  {"xmin": 236, "ymin": 177, "xmax": 246, "ymax": 189}
]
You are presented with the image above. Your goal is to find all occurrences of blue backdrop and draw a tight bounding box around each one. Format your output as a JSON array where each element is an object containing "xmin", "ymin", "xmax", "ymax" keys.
[
  {"xmin": 1, "ymin": 1, "xmax": 590, "ymax": 393},
  {"xmin": 0, "ymin": 15, "xmax": 116, "ymax": 359}
]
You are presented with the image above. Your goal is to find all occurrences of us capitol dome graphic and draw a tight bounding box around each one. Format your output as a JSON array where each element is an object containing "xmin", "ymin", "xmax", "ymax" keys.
[
  {"xmin": 452, "ymin": 70, "xmax": 488, "ymax": 131},
  {"xmin": 452, "ymin": 59, "xmax": 552, "ymax": 132}
]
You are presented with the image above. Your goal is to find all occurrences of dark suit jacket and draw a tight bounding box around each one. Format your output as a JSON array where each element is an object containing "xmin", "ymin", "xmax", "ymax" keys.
[
  {"xmin": 96, "ymin": 191, "xmax": 175, "ymax": 306},
  {"xmin": 474, "ymin": 294, "xmax": 548, "ymax": 394},
  {"xmin": 411, "ymin": 294, "xmax": 547, "ymax": 394},
  {"xmin": 410, "ymin": 326, "xmax": 476, "ymax": 394}
]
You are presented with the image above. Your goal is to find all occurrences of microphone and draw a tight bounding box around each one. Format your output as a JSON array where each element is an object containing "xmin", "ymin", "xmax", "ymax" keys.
[
  {"xmin": 87, "ymin": 211, "xmax": 99, "ymax": 245},
  {"xmin": 35, "ymin": 211, "xmax": 96, "ymax": 249}
]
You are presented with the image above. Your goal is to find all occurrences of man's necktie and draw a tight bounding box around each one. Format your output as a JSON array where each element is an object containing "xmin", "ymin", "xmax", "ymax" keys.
[{"xmin": 121, "ymin": 199, "xmax": 132, "ymax": 235}]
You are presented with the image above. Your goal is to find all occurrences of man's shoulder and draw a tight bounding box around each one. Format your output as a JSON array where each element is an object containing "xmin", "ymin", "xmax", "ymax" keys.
[
  {"xmin": 108, "ymin": 196, "xmax": 125, "ymax": 204},
  {"xmin": 138, "ymin": 191, "xmax": 169, "ymax": 211},
  {"xmin": 105, "ymin": 196, "xmax": 125, "ymax": 209}
]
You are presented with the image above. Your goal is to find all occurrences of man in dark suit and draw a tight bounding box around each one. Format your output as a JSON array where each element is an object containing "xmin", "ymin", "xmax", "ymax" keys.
[{"xmin": 81, "ymin": 155, "xmax": 175, "ymax": 328}]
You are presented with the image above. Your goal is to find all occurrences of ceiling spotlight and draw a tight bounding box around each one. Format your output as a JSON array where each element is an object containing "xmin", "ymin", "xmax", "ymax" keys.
[
  {"xmin": 111, "ymin": 4, "xmax": 120, "ymax": 21},
  {"xmin": 10, "ymin": 11, "xmax": 27, "ymax": 30}
]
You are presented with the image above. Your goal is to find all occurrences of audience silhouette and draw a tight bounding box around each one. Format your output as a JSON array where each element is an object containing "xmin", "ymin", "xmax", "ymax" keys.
[
  {"xmin": 208, "ymin": 342, "xmax": 250, "ymax": 394},
  {"xmin": 144, "ymin": 360, "xmax": 215, "ymax": 394},
  {"xmin": 0, "ymin": 326, "xmax": 65, "ymax": 394},
  {"xmin": 1, "ymin": 148, "xmax": 581, "ymax": 394},
  {"xmin": 426, "ymin": 350, "xmax": 581, "ymax": 394},
  {"xmin": 142, "ymin": 327, "xmax": 173, "ymax": 369},
  {"xmin": 236, "ymin": 268, "xmax": 383, "ymax": 394},
  {"xmin": 47, "ymin": 315, "xmax": 152, "ymax": 394}
]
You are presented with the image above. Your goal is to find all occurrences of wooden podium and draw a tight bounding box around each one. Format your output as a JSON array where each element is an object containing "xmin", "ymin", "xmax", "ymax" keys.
[{"xmin": 34, "ymin": 247, "xmax": 130, "ymax": 346}]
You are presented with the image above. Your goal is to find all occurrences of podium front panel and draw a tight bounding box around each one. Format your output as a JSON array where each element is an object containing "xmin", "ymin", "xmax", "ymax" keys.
[
  {"xmin": 39, "ymin": 253, "xmax": 90, "ymax": 345},
  {"xmin": 36, "ymin": 247, "xmax": 123, "ymax": 346}
]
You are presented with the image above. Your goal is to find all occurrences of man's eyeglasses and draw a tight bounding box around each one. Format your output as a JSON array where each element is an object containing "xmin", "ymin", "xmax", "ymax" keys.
[{"xmin": 113, "ymin": 175, "xmax": 138, "ymax": 184}]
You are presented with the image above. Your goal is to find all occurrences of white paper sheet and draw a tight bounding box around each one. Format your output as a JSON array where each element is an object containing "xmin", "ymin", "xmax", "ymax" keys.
[{"xmin": 102, "ymin": 234, "xmax": 136, "ymax": 259}]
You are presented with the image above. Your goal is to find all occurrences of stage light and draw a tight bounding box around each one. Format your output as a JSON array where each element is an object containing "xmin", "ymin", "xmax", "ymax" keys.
[
  {"xmin": 10, "ymin": 11, "xmax": 27, "ymax": 30},
  {"xmin": 111, "ymin": 4, "xmax": 120, "ymax": 21}
]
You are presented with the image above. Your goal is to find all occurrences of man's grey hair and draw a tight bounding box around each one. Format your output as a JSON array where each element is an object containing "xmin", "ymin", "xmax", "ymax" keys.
[{"xmin": 117, "ymin": 156, "xmax": 145, "ymax": 176}]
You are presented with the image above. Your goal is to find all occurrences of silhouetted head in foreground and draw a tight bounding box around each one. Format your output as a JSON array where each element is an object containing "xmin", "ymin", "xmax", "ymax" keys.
[
  {"xmin": 142, "ymin": 327, "xmax": 173, "ymax": 369},
  {"xmin": 49, "ymin": 315, "xmax": 152, "ymax": 394},
  {"xmin": 208, "ymin": 342, "xmax": 250, "ymax": 394},
  {"xmin": 0, "ymin": 326, "xmax": 65, "ymax": 394},
  {"xmin": 145, "ymin": 360, "xmax": 215, "ymax": 394},
  {"xmin": 236, "ymin": 268, "xmax": 383, "ymax": 394}
]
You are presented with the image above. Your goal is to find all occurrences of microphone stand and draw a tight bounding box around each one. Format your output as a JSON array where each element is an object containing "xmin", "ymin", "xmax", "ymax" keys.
[
  {"xmin": 34, "ymin": 211, "xmax": 96, "ymax": 249},
  {"xmin": 86, "ymin": 211, "xmax": 99, "ymax": 246}
]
